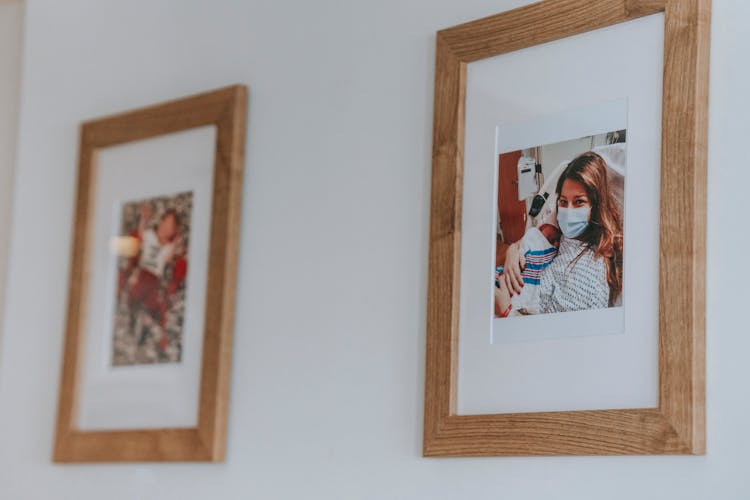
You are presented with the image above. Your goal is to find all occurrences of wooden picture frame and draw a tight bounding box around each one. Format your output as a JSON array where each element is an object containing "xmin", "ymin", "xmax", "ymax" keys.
[
  {"xmin": 54, "ymin": 85, "xmax": 247, "ymax": 462},
  {"xmin": 423, "ymin": 0, "xmax": 709, "ymax": 456}
]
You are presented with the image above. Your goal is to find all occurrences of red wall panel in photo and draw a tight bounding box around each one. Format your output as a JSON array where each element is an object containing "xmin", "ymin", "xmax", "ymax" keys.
[{"xmin": 497, "ymin": 151, "xmax": 526, "ymax": 244}]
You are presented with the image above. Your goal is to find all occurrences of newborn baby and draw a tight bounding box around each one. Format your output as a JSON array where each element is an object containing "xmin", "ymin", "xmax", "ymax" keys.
[{"xmin": 495, "ymin": 223, "xmax": 562, "ymax": 316}]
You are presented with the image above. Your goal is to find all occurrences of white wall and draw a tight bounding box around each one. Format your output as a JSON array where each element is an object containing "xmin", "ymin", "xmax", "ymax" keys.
[
  {"xmin": 0, "ymin": 0, "xmax": 23, "ymax": 347},
  {"xmin": 541, "ymin": 138, "xmax": 593, "ymax": 178},
  {"xmin": 0, "ymin": 0, "xmax": 748, "ymax": 498}
]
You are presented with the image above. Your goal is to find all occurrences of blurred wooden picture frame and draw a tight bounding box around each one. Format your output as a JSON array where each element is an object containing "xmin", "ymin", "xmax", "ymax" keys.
[{"xmin": 54, "ymin": 85, "xmax": 247, "ymax": 462}]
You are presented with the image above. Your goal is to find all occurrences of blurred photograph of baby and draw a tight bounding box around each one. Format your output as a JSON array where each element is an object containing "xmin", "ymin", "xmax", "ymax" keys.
[{"xmin": 111, "ymin": 191, "xmax": 192, "ymax": 366}]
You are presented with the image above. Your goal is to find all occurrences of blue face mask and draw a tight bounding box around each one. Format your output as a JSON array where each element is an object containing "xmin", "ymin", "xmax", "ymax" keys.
[{"xmin": 557, "ymin": 207, "xmax": 590, "ymax": 238}]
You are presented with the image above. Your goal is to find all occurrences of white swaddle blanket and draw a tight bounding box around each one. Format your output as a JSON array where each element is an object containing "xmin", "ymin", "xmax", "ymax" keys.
[{"xmin": 508, "ymin": 227, "xmax": 558, "ymax": 315}]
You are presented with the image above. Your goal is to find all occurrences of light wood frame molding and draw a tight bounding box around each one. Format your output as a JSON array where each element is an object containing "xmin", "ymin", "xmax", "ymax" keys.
[
  {"xmin": 424, "ymin": 0, "xmax": 709, "ymax": 456},
  {"xmin": 54, "ymin": 85, "xmax": 247, "ymax": 462}
]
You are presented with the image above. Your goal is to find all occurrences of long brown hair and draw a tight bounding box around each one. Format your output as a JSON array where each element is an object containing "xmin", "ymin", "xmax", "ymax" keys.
[{"xmin": 555, "ymin": 152, "xmax": 623, "ymax": 305}]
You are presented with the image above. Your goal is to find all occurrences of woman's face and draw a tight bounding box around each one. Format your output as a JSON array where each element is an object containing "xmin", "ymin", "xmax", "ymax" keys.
[{"xmin": 557, "ymin": 179, "xmax": 591, "ymax": 213}]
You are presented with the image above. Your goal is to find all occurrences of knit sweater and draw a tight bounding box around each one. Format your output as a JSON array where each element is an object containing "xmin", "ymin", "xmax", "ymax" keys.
[{"xmin": 537, "ymin": 236, "xmax": 609, "ymax": 314}]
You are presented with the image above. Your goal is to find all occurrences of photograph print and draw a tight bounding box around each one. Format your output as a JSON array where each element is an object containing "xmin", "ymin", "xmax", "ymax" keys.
[
  {"xmin": 494, "ymin": 130, "xmax": 626, "ymax": 321},
  {"xmin": 111, "ymin": 191, "xmax": 193, "ymax": 366}
]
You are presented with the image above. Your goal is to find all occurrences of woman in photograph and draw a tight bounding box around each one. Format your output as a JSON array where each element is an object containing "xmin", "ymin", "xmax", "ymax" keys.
[{"xmin": 496, "ymin": 151, "xmax": 623, "ymax": 316}]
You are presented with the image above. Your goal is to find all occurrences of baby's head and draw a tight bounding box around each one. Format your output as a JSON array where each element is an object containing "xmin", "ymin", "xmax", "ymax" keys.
[
  {"xmin": 156, "ymin": 209, "xmax": 179, "ymax": 244},
  {"xmin": 538, "ymin": 223, "xmax": 562, "ymax": 248}
]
